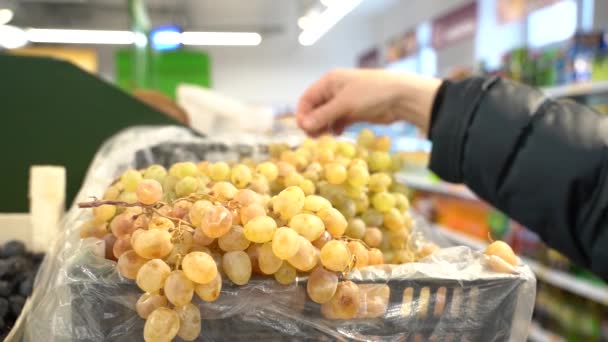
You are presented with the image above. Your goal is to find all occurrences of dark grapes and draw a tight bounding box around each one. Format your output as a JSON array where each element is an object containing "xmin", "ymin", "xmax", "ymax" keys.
[
  {"xmin": 19, "ymin": 276, "xmax": 34, "ymax": 297},
  {"xmin": 0, "ymin": 298, "xmax": 8, "ymax": 317},
  {"xmin": 0, "ymin": 281, "xmax": 11, "ymax": 297},
  {"xmin": 9, "ymin": 295, "xmax": 24, "ymax": 316},
  {"xmin": 0, "ymin": 241, "xmax": 26, "ymax": 258}
]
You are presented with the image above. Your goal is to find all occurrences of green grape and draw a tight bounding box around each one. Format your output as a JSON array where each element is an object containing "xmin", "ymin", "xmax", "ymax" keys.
[
  {"xmin": 164, "ymin": 270, "xmax": 194, "ymax": 307},
  {"xmin": 353, "ymin": 192, "xmax": 370, "ymax": 213},
  {"xmin": 143, "ymin": 307, "xmax": 180, "ymax": 342},
  {"xmin": 136, "ymin": 293, "xmax": 168, "ymax": 319},
  {"xmin": 222, "ymin": 251, "xmax": 252, "ymax": 285},
  {"xmin": 208, "ymin": 162, "xmax": 231, "ymax": 181},
  {"xmin": 318, "ymin": 182, "xmax": 347, "ymax": 206},
  {"xmin": 368, "ymin": 151, "xmax": 392, "ymax": 172},
  {"xmin": 258, "ymin": 241, "xmax": 283, "ymax": 274},
  {"xmin": 383, "ymin": 208, "xmax": 405, "ymax": 231},
  {"xmin": 162, "ymin": 175, "xmax": 179, "ymax": 193},
  {"xmin": 211, "ymin": 181, "xmax": 238, "ymax": 201},
  {"xmin": 143, "ymin": 165, "xmax": 168, "ymax": 183},
  {"xmin": 274, "ymin": 262, "xmax": 297, "ymax": 285},
  {"xmin": 218, "ymin": 225, "xmax": 251, "ymax": 252},
  {"xmin": 324, "ymin": 163, "xmax": 347, "ymax": 185},
  {"xmin": 361, "ymin": 209, "xmax": 383, "ymax": 227},
  {"xmin": 371, "ymin": 192, "xmax": 396, "ymax": 213},
  {"xmin": 303, "ymin": 162, "xmax": 322, "ymax": 182},
  {"xmin": 369, "ymin": 173, "xmax": 392, "ymax": 193},
  {"xmin": 118, "ymin": 191, "xmax": 138, "ymax": 204},
  {"xmin": 256, "ymin": 161, "xmax": 279, "ymax": 181},
  {"xmin": 345, "ymin": 218, "xmax": 366, "ymax": 239},
  {"xmin": 347, "ymin": 165, "xmax": 370, "ymax": 188},
  {"xmin": 169, "ymin": 162, "xmax": 198, "ymax": 179},
  {"xmin": 317, "ymin": 207, "xmax": 347, "ymax": 238},
  {"xmin": 182, "ymin": 251, "xmax": 218, "ymax": 284},
  {"xmin": 231, "ymin": 164, "xmax": 252, "ymax": 188},
  {"xmin": 336, "ymin": 199, "xmax": 356, "ymax": 220},
  {"xmin": 307, "ymin": 266, "xmax": 339, "ymax": 304},
  {"xmin": 295, "ymin": 147, "xmax": 312, "ymax": 162},
  {"xmin": 174, "ymin": 176, "xmax": 199, "ymax": 197},
  {"xmin": 79, "ymin": 220, "xmax": 108, "ymax": 239},
  {"xmin": 136, "ymin": 259, "xmax": 171, "ymax": 293},
  {"xmin": 93, "ymin": 204, "xmax": 116, "ymax": 222},
  {"xmin": 287, "ymin": 236, "xmax": 318, "ymax": 271},
  {"xmin": 356, "ymin": 128, "xmax": 375, "ymax": 148},
  {"xmin": 318, "ymin": 135, "xmax": 338, "ymax": 151},
  {"xmin": 273, "ymin": 186, "xmax": 305, "ymax": 220},
  {"xmin": 244, "ymin": 215, "xmax": 277, "ymax": 243},
  {"xmin": 315, "ymin": 149, "xmax": 335, "ymax": 164},
  {"xmin": 336, "ymin": 141, "xmax": 356, "ymax": 158},
  {"xmin": 121, "ymin": 169, "xmax": 143, "ymax": 192},
  {"xmin": 175, "ymin": 303, "xmax": 201, "ymax": 341}
]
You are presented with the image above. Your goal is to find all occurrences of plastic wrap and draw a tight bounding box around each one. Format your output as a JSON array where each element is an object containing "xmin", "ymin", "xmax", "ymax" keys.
[{"xmin": 9, "ymin": 126, "xmax": 536, "ymax": 342}]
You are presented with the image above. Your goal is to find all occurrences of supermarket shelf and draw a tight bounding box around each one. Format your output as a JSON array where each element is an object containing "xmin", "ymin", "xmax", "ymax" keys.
[
  {"xmin": 395, "ymin": 172, "xmax": 478, "ymax": 200},
  {"xmin": 528, "ymin": 321, "xmax": 565, "ymax": 342},
  {"xmin": 435, "ymin": 225, "xmax": 608, "ymax": 305},
  {"xmin": 543, "ymin": 80, "xmax": 608, "ymax": 98}
]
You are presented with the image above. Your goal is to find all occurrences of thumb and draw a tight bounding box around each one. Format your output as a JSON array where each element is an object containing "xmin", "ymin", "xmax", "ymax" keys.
[{"xmin": 300, "ymin": 97, "xmax": 349, "ymax": 134}]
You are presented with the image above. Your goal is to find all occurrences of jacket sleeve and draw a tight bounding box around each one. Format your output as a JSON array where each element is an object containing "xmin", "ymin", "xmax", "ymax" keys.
[{"xmin": 429, "ymin": 77, "xmax": 608, "ymax": 280}]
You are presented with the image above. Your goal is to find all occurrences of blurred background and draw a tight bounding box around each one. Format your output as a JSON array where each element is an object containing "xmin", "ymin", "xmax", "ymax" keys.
[{"xmin": 1, "ymin": 0, "xmax": 608, "ymax": 340}]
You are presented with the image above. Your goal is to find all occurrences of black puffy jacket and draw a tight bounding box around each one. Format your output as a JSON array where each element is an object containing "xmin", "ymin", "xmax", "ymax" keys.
[{"xmin": 430, "ymin": 77, "xmax": 608, "ymax": 280}]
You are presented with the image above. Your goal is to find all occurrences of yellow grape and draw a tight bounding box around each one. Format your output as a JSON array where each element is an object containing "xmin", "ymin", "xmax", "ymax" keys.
[
  {"xmin": 256, "ymin": 162, "xmax": 279, "ymax": 181},
  {"xmin": 273, "ymin": 186, "xmax": 306, "ymax": 220},
  {"xmin": 361, "ymin": 209, "xmax": 383, "ymax": 227},
  {"xmin": 79, "ymin": 220, "xmax": 108, "ymax": 239},
  {"xmin": 222, "ymin": 251, "xmax": 252, "ymax": 285},
  {"xmin": 374, "ymin": 135, "xmax": 391, "ymax": 152},
  {"xmin": 276, "ymin": 161, "xmax": 296, "ymax": 177},
  {"xmin": 394, "ymin": 193, "xmax": 410, "ymax": 212},
  {"xmin": 207, "ymin": 162, "xmax": 230, "ymax": 182},
  {"xmin": 113, "ymin": 235, "xmax": 132, "ymax": 259},
  {"xmin": 117, "ymin": 250, "xmax": 146, "ymax": 279},
  {"xmin": 345, "ymin": 218, "xmax": 366, "ymax": 240},
  {"xmin": 121, "ymin": 169, "xmax": 143, "ymax": 192},
  {"xmin": 216, "ymin": 225, "xmax": 250, "ymax": 252},
  {"xmin": 172, "ymin": 200, "xmax": 193, "ymax": 219},
  {"xmin": 231, "ymin": 164, "xmax": 252, "ymax": 188},
  {"xmin": 233, "ymin": 189, "xmax": 260, "ymax": 207},
  {"xmin": 353, "ymin": 193, "xmax": 370, "ymax": 213},
  {"xmin": 318, "ymin": 135, "xmax": 337, "ymax": 150},
  {"xmin": 246, "ymin": 244, "xmax": 262, "ymax": 275},
  {"xmin": 368, "ymin": 151, "xmax": 392, "ymax": 172},
  {"xmin": 356, "ymin": 284, "xmax": 390, "ymax": 318},
  {"xmin": 211, "ymin": 181, "xmax": 237, "ymax": 201},
  {"xmin": 383, "ymin": 208, "xmax": 405, "ymax": 231},
  {"xmin": 356, "ymin": 128, "xmax": 375, "ymax": 148},
  {"xmin": 136, "ymin": 293, "xmax": 168, "ymax": 319},
  {"xmin": 389, "ymin": 229, "xmax": 409, "ymax": 250},
  {"xmin": 347, "ymin": 241, "xmax": 369, "ymax": 269},
  {"xmin": 169, "ymin": 162, "xmax": 198, "ymax": 179},
  {"xmin": 200, "ymin": 205, "xmax": 233, "ymax": 238},
  {"xmin": 175, "ymin": 176, "xmax": 200, "ymax": 197},
  {"xmin": 93, "ymin": 204, "xmax": 117, "ymax": 222},
  {"xmin": 195, "ymin": 273, "xmax": 222, "ymax": 302},
  {"xmin": 485, "ymin": 241, "xmax": 518, "ymax": 266},
  {"xmin": 175, "ymin": 303, "xmax": 201, "ymax": 341},
  {"xmin": 258, "ymin": 242, "xmax": 283, "ymax": 274},
  {"xmin": 272, "ymin": 227, "xmax": 301, "ymax": 260},
  {"xmin": 284, "ymin": 172, "xmax": 305, "ymax": 187},
  {"xmin": 182, "ymin": 251, "xmax": 218, "ymax": 284},
  {"xmin": 136, "ymin": 259, "xmax": 171, "ymax": 293},
  {"xmin": 363, "ymin": 227, "xmax": 383, "ymax": 248},
  {"xmin": 289, "ymin": 213, "xmax": 325, "ymax": 241},
  {"xmin": 249, "ymin": 174, "xmax": 270, "ymax": 194},
  {"xmin": 336, "ymin": 199, "xmax": 356, "ymax": 220},
  {"xmin": 162, "ymin": 175, "xmax": 179, "ymax": 193},
  {"xmin": 312, "ymin": 230, "xmax": 332, "ymax": 250},
  {"xmin": 336, "ymin": 141, "xmax": 356, "ymax": 158},
  {"xmin": 103, "ymin": 183, "xmax": 122, "ymax": 200},
  {"xmin": 320, "ymin": 240, "xmax": 351, "ymax": 272},
  {"xmin": 371, "ymin": 192, "xmax": 395, "ymax": 212},
  {"xmin": 368, "ymin": 173, "xmax": 392, "ymax": 193},
  {"xmin": 316, "ymin": 149, "xmax": 334, "ymax": 164},
  {"xmin": 306, "ymin": 267, "xmax": 339, "ymax": 304},
  {"xmin": 329, "ymin": 280, "xmax": 361, "ymax": 319},
  {"xmin": 148, "ymin": 217, "xmax": 175, "ymax": 231},
  {"xmin": 132, "ymin": 229, "xmax": 174, "ymax": 259},
  {"xmin": 287, "ymin": 236, "xmax": 319, "ymax": 271},
  {"xmin": 243, "ymin": 215, "xmax": 277, "ymax": 243},
  {"xmin": 303, "ymin": 162, "xmax": 322, "ymax": 181},
  {"xmin": 103, "ymin": 233, "xmax": 117, "ymax": 261},
  {"xmin": 143, "ymin": 165, "xmax": 168, "ymax": 183},
  {"xmin": 189, "ymin": 200, "xmax": 212, "ymax": 227},
  {"xmin": 368, "ymin": 248, "xmax": 384, "ymax": 265},
  {"xmin": 324, "ymin": 163, "xmax": 347, "ymax": 185},
  {"xmin": 192, "ymin": 229, "xmax": 215, "ymax": 247},
  {"xmin": 274, "ymin": 262, "xmax": 297, "ymax": 285},
  {"xmin": 304, "ymin": 195, "xmax": 332, "ymax": 213},
  {"xmin": 164, "ymin": 270, "xmax": 194, "ymax": 307},
  {"xmin": 135, "ymin": 179, "xmax": 163, "ymax": 205},
  {"xmin": 317, "ymin": 207, "xmax": 347, "ymax": 238},
  {"xmin": 299, "ymin": 179, "xmax": 316, "ymax": 196},
  {"xmin": 143, "ymin": 307, "xmax": 180, "ymax": 342},
  {"xmin": 109, "ymin": 212, "xmax": 137, "ymax": 238},
  {"xmin": 164, "ymin": 241, "xmax": 192, "ymax": 265}
]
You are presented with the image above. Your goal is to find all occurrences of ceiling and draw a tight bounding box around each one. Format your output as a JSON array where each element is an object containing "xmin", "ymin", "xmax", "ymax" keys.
[{"xmin": 6, "ymin": 0, "xmax": 398, "ymax": 35}]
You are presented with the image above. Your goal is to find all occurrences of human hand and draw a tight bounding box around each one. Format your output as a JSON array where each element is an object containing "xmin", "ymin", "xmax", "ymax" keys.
[{"xmin": 296, "ymin": 69, "xmax": 442, "ymax": 136}]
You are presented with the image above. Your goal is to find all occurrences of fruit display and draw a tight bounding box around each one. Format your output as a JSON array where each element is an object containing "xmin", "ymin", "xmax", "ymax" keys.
[
  {"xmin": 71, "ymin": 129, "xmax": 528, "ymax": 342},
  {"xmin": 0, "ymin": 240, "xmax": 44, "ymax": 340}
]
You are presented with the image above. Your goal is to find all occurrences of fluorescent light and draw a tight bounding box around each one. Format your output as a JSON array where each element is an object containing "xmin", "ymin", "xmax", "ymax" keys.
[
  {"xmin": 0, "ymin": 25, "xmax": 27, "ymax": 49},
  {"xmin": 0, "ymin": 9, "xmax": 13, "ymax": 25},
  {"xmin": 181, "ymin": 32, "xmax": 261, "ymax": 46},
  {"xmin": 25, "ymin": 29, "xmax": 135, "ymax": 44},
  {"xmin": 299, "ymin": 0, "xmax": 362, "ymax": 46}
]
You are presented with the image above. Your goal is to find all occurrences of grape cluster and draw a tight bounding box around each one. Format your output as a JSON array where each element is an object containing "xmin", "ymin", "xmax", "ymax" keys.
[
  {"xmin": 0, "ymin": 240, "xmax": 44, "ymax": 339},
  {"xmin": 79, "ymin": 129, "xmax": 439, "ymax": 342}
]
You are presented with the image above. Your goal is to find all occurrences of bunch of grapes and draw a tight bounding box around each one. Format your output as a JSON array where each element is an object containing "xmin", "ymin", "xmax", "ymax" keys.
[{"xmin": 78, "ymin": 129, "xmax": 439, "ymax": 342}]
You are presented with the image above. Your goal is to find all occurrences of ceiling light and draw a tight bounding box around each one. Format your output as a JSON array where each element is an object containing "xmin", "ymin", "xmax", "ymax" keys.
[
  {"xmin": 25, "ymin": 29, "xmax": 136, "ymax": 44},
  {"xmin": 298, "ymin": 16, "xmax": 310, "ymax": 30},
  {"xmin": 181, "ymin": 32, "xmax": 262, "ymax": 46},
  {"xmin": 299, "ymin": 0, "xmax": 362, "ymax": 46},
  {"xmin": 0, "ymin": 9, "xmax": 13, "ymax": 25},
  {"xmin": 320, "ymin": 0, "xmax": 338, "ymax": 7},
  {"xmin": 0, "ymin": 25, "xmax": 27, "ymax": 49}
]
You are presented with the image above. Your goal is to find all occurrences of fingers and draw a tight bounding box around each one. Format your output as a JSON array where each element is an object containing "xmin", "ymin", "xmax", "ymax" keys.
[
  {"xmin": 296, "ymin": 74, "xmax": 333, "ymax": 129},
  {"xmin": 300, "ymin": 96, "xmax": 350, "ymax": 136}
]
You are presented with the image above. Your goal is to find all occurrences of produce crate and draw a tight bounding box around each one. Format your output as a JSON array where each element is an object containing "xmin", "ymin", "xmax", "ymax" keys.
[{"xmin": 9, "ymin": 126, "xmax": 535, "ymax": 342}]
